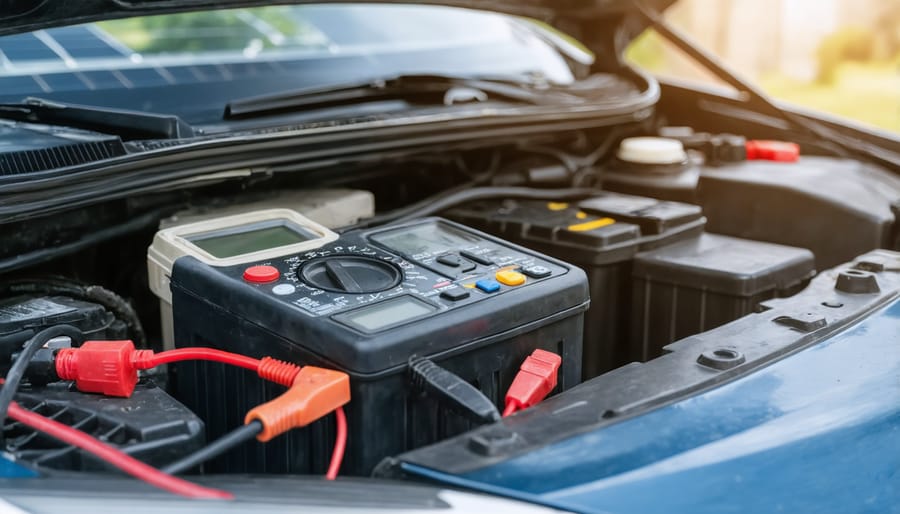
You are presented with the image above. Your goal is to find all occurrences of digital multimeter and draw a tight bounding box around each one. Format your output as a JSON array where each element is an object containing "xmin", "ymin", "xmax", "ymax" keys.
[
  {"xmin": 162, "ymin": 213, "xmax": 589, "ymax": 476},
  {"xmin": 147, "ymin": 209, "xmax": 338, "ymax": 348}
]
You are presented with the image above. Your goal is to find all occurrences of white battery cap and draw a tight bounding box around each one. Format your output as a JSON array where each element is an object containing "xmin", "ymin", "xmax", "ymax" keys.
[{"xmin": 616, "ymin": 137, "xmax": 687, "ymax": 165}]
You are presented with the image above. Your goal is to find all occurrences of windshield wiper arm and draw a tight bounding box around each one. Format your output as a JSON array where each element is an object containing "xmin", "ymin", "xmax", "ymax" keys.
[
  {"xmin": 224, "ymin": 74, "xmax": 583, "ymax": 119},
  {"xmin": 0, "ymin": 98, "xmax": 195, "ymax": 140}
]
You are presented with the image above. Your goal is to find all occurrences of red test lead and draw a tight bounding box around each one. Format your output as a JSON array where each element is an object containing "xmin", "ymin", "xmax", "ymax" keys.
[
  {"xmin": 54, "ymin": 341, "xmax": 300, "ymax": 397},
  {"xmin": 50, "ymin": 340, "xmax": 350, "ymax": 481},
  {"xmin": 7, "ymin": 401, "xmax": 232, "ymax": 500}
]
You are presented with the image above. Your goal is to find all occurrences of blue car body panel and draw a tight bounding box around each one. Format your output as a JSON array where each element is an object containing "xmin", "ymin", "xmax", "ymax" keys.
[
  {"xmin": 403, "ymin": 297, "xmax": 900, "ymax": 513},
  {"xmin": 0, "ymin": 458, "xmax": 36, "ymax": 478}
]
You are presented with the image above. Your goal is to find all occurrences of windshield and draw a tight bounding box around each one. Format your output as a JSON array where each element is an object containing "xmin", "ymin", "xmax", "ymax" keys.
[{"xmin": 0, "ymin": 4, "xmax": 577, "ymax": 124}]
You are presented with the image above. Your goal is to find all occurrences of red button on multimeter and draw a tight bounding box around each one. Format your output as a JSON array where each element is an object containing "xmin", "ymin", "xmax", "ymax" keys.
[{"xmin": 243, "ymin": 265, "xmax": 280, "ymax": 283}]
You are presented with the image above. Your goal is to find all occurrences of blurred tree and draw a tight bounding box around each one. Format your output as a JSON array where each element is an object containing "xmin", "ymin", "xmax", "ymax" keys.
[
  {"xmin": 816, "ymin": 27, "xmax": 876, "ymax": 83},
  {"xmin": 99, "ymin": 7, "xmax": 309, "ymax": 54},
  {"xmin": 816, "ymin": 4, "xmax": 900, "ymax": 84},
  {"xmin": 122, "ymin": 11, "xmax": 252, "ymax": 53}
]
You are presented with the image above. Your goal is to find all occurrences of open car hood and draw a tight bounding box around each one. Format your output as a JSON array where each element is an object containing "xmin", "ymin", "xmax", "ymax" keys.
[{"xmin": 0, "ymin": 0, "xmax": 675, "ymax": 37}]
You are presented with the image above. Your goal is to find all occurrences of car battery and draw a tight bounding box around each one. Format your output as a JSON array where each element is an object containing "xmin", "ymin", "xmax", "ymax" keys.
[
  {"xmin": 6, "ymin": 382, "xmax": 203, "ymax": 473},
  {"xmin": 446, "ymin": 192, "xmax": 705, "ymax": 378},
  {"xmin": 0, "ymin": 295, "xmax": 128, "ymax": 371},
  {"xmin": 631, "ymin": 233, "xmax": 816, "ymax": 359},
  {"xmin": 159, "ymin": 212, "xmax": 587, "ymax": 476}
]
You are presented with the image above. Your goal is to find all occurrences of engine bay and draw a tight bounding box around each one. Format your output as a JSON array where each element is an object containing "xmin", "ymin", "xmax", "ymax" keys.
[{"xmin": 2, "ymin": 121, "xmax": 899, "ymax": 498}]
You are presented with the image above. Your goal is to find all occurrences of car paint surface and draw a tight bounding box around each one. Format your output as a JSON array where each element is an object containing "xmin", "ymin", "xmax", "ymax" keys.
[{"xmin": 404, "ymin": 297, "xmax": 900, "ymax": 513}]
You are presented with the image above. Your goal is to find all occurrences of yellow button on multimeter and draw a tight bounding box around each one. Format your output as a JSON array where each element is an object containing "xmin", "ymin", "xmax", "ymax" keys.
[{"xmin": 495, "ymin": 269, "xmax": 526, "ymax": 286}]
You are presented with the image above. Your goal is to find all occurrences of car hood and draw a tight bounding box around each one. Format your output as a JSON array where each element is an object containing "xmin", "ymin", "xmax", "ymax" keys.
[{"xmin": 0, "ymin": 0, "xmax": 675, "ymax": 37}]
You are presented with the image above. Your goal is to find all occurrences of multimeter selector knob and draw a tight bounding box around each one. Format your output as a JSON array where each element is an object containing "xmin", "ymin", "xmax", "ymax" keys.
[{"xmin": 300, "ymin": 256, "xmax": 401, "ymax": 293}]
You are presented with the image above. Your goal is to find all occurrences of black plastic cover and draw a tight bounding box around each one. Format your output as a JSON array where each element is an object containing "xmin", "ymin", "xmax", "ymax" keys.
[
  {"xmin": 891, "ymin": 200, "xmax": 900, "ymax": 251},
  {"xmin": 0, "ymin": 123, "xmax": 125, "ymax": 175},
  {"xmin": 633, "ymin": 233, "xmax": 816, "ymax": 296},
  {"xmin": 447, "ymin": 193, "xmax": 705, "ymax": 264},
  {"xmin": 631, "ymin": 233, "xmax": 816, "ymax": 360},
  {"xmin": 0, "ymin": 295, "xmax": 126, "ymax": 368},
  {"xmin": 4, "ymin": 382, "xmax": 204, "ymax": 472},
  {"xmin": 447, "ymin": 198, "xmax": 639, "ymax": 264},
  {"xmin": 577, "ymin": 193, "xmax": 704, "ymax": 238},
  {"xmin": 600, "ymin": 158, "xmax": 701, "ymax": 204},
  {"xmin": 699, "ymin": 157, "xmax": 899, "ymax": 268},
  {"xmin": 0, "ymin": 140, "xmax": 126, "ymax": 175}
]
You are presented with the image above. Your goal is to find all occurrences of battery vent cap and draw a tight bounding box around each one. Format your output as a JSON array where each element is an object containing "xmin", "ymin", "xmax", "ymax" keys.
[{"xmin": 616, "ymin": 137, "xmax": 688, "ymax": 165}]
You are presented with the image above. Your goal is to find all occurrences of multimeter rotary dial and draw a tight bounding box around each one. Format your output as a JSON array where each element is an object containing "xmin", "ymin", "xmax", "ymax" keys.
[{"xmin": 299, "ymin": 256, "xmax": 402, "ymax": 293}]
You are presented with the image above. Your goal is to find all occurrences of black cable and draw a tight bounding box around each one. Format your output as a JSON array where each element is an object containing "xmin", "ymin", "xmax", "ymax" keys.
[
  {"xmin": 341, "ymin": 150, "xmax": 504, "ymax": 232},
  {"xmin": 0, "ymin": 325, "xmax": 84, "ymax": 427},
  {"xmin": 81, "ymin": 285, "xmax": 147, "ymax": 347},
  {"xmin": 574, "ymin": 127, "xmax": 626, "ymax": 187},
  {"xmin": 346, "ymin": 186, "xmax": 599, "ymax": 231},
  {"xmin": 393, "ymin": 186, "xmax": 600, "ymax": 224},
  {"xmin": 409, "ymin": 357, "xmax": 500, "ymax": 424},
  {"xmin": 339, "ymin": 181, "xmax": 484, "ymax": 233},
  {"xmin": 342, "ymin": 180, "xmax": 479, "ymax": 232},
  {"xmin": 161, "ymin": 420, "xmax": 263, "ymax": 475},
  {"xmin": 0, "ymin": 208, "xmax": 165, "ymax": 276}
]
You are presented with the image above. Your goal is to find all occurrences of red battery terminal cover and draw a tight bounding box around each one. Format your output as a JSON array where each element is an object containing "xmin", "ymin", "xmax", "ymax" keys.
[{"xmin": 745, "ymin": 140, "xmax": 800, "ymax": 162}]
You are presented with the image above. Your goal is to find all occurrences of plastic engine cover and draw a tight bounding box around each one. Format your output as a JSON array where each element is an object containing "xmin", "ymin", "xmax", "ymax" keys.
[{"xmin": 4, "ymin": 381, "xmax": 204, "ymax": 472}]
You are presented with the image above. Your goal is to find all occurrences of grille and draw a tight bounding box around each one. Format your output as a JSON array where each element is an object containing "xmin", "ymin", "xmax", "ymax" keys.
[{"xmin": 0, "ymin": 140, "xmax": 126, "ymax": 175}]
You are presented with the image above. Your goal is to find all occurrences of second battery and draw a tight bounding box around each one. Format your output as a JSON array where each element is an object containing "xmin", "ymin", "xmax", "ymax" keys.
[{"xmin": 446, "ymin": 192, "xmax": 814, "ymax": 378}]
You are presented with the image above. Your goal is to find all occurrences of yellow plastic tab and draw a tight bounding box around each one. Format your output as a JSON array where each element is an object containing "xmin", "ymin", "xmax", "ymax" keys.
[
  {"xmin": 546, "ymin": 202, "xmax": 569, "ymax": 211},
  {"xmin": 462, "ymin": 283, "xmax": 477, "ymax": 289},
  {"xmin": 495, "ymin": 270, "xmax": 526, "ymax": 286},
  {"xmin": 575, "ymin": 211, "xmax": 588, "ymax": 219},
  {"xmin": 567, "ymin": 217, "xmax": 615, "ymax": 232}
]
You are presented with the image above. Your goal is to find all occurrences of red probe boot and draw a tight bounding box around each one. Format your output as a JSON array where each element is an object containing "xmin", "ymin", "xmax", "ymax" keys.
[{"xmin": 503, "ymin": 349, "xmax": 562, "ymax": 417}]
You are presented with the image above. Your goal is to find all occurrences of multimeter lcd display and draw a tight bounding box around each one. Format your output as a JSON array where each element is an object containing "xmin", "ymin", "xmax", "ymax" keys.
[
  {"xmin": 189, "ymin": 223, "xmax": 315, "ymax": 258},
  {"xmin": 337, "ymin": 296, "xmax": 436, "ymax": 331},
  {"xmin": 373, "ymin": 222, "xmax": 479, "ymax": 256}
]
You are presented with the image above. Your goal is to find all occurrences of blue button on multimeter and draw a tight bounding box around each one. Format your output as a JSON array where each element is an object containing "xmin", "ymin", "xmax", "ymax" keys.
[{"xmin": 475, "ymin": 279, "xmax": 501, "ymax": 293}]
